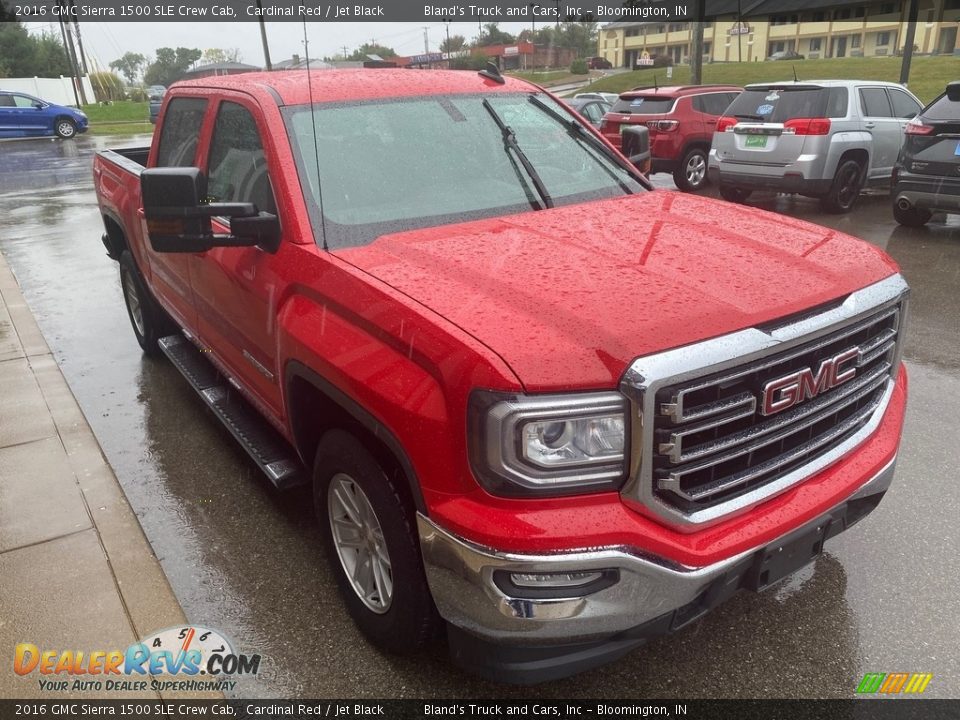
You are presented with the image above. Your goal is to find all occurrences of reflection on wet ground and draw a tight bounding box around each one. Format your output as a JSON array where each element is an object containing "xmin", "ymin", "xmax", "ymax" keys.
[{"xmin": 0, "ymin": 135, "xmax": 957, "ymax": 696}]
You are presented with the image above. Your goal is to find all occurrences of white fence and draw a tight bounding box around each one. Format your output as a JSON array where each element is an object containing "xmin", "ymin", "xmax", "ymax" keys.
[{"xmin": 0, "ymin": 76, "xmax": 95, "ymax": 107}]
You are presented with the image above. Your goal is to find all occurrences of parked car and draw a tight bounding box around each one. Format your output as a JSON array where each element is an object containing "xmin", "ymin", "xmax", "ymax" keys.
[
  {"xmin": 766, "ymin": 50, "xmax": 805, "ymax": 61},
  {"xmin": 891, "ymin": 81, "xmax": 960, "ymax": 227},
  {"xmin": 587, "ymin": 56, "xmax": 613, "ymax": 70},
  {"xmin": 147, "ymin": 85, "xmax": 166, "ymax": 125},
  {"xmin": 93, "ymin": 68, "xmax": 909, "ymax": 684},
  {"xmin": 565, "ymin": 96, "xmax": 611, "ymax": 128},
  {"xmin": 572, "ymin": 91, "xmax": 619, "ymax": 105},
  {"xmin": 600, "ymin": 85, "xmax": 742, "ymax": 190},
  {"xmin": 0, "ymin": 90, "xmax": 88, "ymax": 139},
  {"xmin": 709, "ymin": 80, "xmax": 923, "ymax": 212}
]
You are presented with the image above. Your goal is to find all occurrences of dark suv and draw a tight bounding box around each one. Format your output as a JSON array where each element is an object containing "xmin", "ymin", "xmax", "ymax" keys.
[
  {"xmin": 892, "ymin": 81, "xmax": 960, "ymax": 227},
  {"xmin": 600, "ymin": 85, "xmax": 741, "ymax": 191}
]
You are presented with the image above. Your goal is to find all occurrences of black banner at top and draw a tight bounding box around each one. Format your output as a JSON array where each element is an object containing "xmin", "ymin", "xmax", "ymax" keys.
[{"xmin": 1, "ymin": 0, "xmax": 695, "ymax": 22}]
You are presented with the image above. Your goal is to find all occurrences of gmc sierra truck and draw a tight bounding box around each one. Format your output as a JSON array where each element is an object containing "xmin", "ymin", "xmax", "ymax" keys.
[{"xmin": 93, "ymin": 68, "xmax": 909, "ymax": 684}]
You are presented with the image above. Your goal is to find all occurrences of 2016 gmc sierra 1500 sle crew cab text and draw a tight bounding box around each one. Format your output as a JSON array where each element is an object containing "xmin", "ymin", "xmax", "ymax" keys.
[{"xmin": 93, "ymin": 68, "xmax": 909, "ymax": 684}]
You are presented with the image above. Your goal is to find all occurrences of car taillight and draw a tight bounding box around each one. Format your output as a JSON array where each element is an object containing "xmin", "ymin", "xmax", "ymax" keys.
[
  {"xmin": 904, "ymin": 118, "xmax": 934, "ymax": 135},
  {"xmin": 646, "ymin": 119, "xmax": 679, "ymax": 132},
  {"xmin": 717, "ymin": 116, "xmax": 738, "ymax": 133},
  {"xmin": 783, "ymin": 118, "xmax": 831, "ymax": 135}
]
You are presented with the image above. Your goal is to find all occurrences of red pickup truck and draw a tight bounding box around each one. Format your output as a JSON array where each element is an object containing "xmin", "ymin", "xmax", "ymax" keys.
[{"xmin": 93, "ymin": 69, "xmax": 908, "ymax": 684}]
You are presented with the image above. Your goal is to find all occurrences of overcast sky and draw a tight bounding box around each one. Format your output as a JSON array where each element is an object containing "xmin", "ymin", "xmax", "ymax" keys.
[{"xmin": 22, "ymin": 21, "xmax": 541, "ymax": 71}]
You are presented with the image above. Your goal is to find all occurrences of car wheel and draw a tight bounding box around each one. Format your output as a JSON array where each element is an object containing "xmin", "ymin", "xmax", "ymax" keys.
[
  {"xmin": 118, "ymin": 250, "xmax": 176, "ymax": 356},
  {"xmin": 892, "ymin": 202, "xmax": 932, "ymax": 228},
  {"xmin": 674, "ymin": 147, "xmax": 709, "ymax": 192},
  {"xmin": 55, "ymin": 118, "xmax": 77, "ymax": 139},
  {"xmin": 314, "ymin": 430, "xmax": 441, "ymax": 654},
  {"xmin": 820, "ymin": 159, "xmax": 864, "ymax": 213},
  {"xmin": 718, "ymin": 185, "xmax": 752, "ymax": 203}
]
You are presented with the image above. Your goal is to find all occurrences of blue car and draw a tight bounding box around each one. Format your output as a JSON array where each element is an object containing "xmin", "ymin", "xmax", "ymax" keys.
[{"xmin": 0, "ymin": 91, "xmax": 89, "ymax": 139}]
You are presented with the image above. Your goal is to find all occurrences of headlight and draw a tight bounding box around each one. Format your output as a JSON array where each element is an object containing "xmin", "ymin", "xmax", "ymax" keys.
[
  {"xmin": 468, "ymin": 390, "xmax": 628, "ymax": 496},
  {"xmin": 77, "ymin": 111, "xmax": 87, "ymax": 119}
]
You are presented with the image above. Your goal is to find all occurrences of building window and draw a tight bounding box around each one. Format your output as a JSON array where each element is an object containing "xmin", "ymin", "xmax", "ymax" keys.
[
  {"xmin": 812, "ymin": 11, "xmax": 826, "ymax": 21},
  {"xmin": 834, "ymin": 8, "xmax": 852, "ymax": 19},
  {"xmin": 809, "ymin": 38, "xmax": 823, "ymax": 51},
  {"xmin": 626, "ymin": 28, "xmax": 640, "ymax": 37},
  {"xmin": 876, "ymin": 31, "xmax": 890, "ymax": 45},
  {"xmin": 879, "ymin": 2, "xmax": 895, "ymax": 13},
  {"xmin": 668, "ymin": 22, "xmax": 688, "ymax": 32},
  {"xmin": 703, "ymin": 42, "xmax": 711, "ymax": 54},
  {"xmin": 855, "ymin": 6, "xmax": 866, "ymax": 17},
  {"xmin": 851, "ymin": 35, "xmax": 861, "ymax": 48}
]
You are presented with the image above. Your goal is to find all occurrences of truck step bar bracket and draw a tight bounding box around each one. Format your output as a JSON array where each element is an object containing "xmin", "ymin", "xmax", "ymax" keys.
[{"xmin": 158, "ymin": 334, "xmax": 308, "ymax": 490}]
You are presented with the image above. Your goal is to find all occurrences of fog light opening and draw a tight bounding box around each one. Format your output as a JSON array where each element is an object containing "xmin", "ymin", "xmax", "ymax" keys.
[{"xmin": 493, "ymin": 569, "xmax": 619, "ymax": 599}]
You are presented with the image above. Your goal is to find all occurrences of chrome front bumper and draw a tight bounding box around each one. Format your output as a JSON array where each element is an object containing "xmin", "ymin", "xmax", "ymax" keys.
[{"xmin": 419, "ymin": 456, "xmax": 896, "ymax": 647}]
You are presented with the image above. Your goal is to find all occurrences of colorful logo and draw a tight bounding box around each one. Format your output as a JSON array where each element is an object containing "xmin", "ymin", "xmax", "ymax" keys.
[
  {"xmin": 14, "ymin": 626, "xmax": 260, "ymax": 693},
  {"xmin": 856, "ymin": 672, "xmax": 933, "ymax": 695}
]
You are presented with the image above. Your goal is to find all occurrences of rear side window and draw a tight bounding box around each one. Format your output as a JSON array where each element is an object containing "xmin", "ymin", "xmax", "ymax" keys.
[
  {"xmin": 156, "ymin": 98, "xmax": 207, "ymax": 167},
  {"xmin": 725, "ymin": 88, "xmax": 827, "ymax": 122},
  {"xmin": 611, "ymin": 96, "xmax": 675, "ymax": 114},
  {"xmin": 207, "ymin": 101, "xmax": 277, "ymax": 215},
  {"xmin": 694, "ymin": 93, "xmax": 735, "ymax": 116},
  {"xmin": 859, "ymin": 88, "xmax": 893, "ymax": 118},
  {"xmin": 826, "ymin": 87, "xmax": 849, "ymax": 118},
  {"xmin": 0, "ymin": 96, "xmax": 13, "ymax": 107},
  {"xmin": 888, "ymin": 89, "xmax": 921, "ymax": 118},
  {"xmin": 923, "ymin": 93, "xmax": 960, "ymax": 121}
]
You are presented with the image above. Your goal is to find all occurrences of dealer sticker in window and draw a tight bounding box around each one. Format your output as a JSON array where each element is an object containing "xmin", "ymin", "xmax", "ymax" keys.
[
  {"xmin": 745, "ymin": 135, "xmax": 768, "ymax": 148},
  {"xmin": 757, "ymin": 104, "xmax": 775, "ymax": 116},
  {"xmin": 955, "ymin": 140, "xmax": 960, "ymax": 156}
]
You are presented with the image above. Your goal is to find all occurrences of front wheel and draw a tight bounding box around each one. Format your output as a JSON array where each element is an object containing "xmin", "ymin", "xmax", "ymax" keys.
[
  {"xmin": 314, "ymin": 430, "xmax": 440, "ymax": 654},
  {"xmin": 718, "ymin": 185, "xmax": 752, "ymax": 203},
  {"xmin": 119, "ymin": 250, "xmax": 175, "ymax": 356},
  {"xmin": 674, "ymin": 147, "xmax": 709, "ymax": 192},
  {"xmin": 819, "ymin": 159, "xmax": 864, "ymax": 213},
  {"xmin": 55, "ymin": 118, "xmax": 76, "ymax": 139}
]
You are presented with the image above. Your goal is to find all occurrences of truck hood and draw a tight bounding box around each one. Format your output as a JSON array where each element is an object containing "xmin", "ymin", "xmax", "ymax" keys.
[{"xmin": 336, "ymin": 191, "xmax": 898, "ymax": 391}]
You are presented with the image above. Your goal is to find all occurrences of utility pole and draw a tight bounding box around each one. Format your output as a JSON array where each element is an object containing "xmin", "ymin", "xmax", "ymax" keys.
[
  {"xmin": 56, "ymin": 17, "xmax": 81, "ymax": 107},
  {"xmin": 690, "ymin": 1, "xmax": 705, "ymax": 85},
  {"xmin": 423, "ymin": 26, "xmax": 430, "ymax": 67},
  {"xmin": 256, "ymin": 0, "xmax": 272, "ymax": 70},
  {"xmin": 737, "ymin": 0, "xmax": 743, "ymax": 63},
  {"xmin": 342, "ymin": 45, "xmax": 349, "ymax": 59},
  {"xmin": 899, "ymin": 0, "xmax": 919, "ymax": 85}
]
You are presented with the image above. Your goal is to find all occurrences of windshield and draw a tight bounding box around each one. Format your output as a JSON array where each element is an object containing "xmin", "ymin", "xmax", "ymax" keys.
[{"xmin": 283, "ymin": 93, "xmax": 643, "ymax": 249}]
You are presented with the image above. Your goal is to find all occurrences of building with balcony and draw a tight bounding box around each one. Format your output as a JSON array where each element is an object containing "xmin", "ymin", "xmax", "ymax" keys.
[{"xmin": 598, "ymin": 0, "xmax": 960, "ymax": 67}]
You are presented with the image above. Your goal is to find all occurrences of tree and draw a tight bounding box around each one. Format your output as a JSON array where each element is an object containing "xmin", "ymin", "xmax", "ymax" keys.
[
  {"xmin": 441, "ymin": 35, "xmax": 467, "ymax": 53},
  {"xmin": 89, "ymin": 71, "xmax": 125, "ymax": 102},
  {"xmin": 202, "ymin": 48, "xmax": 243, "ymax": 65},
  {"xmin": 347, "ymin": 43, "xmax": 397, "ymax": 60},
  {"xmin": 109, "ymin": 52, "xmax": 146, "ymax": 84},
  {"xmin": 0, "ymin": 22, "xmax": 70, "ymax": 78},
  {"xmin": 477, "ymin": 23, "xmax": 516, "ymax": 46},
  {"xmin": 143, "ymin": 47, "xmax": 202, "ymax": 87}
]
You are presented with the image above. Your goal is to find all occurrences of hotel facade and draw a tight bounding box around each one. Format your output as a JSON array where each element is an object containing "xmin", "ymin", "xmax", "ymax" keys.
[{"xmin": 598, "ymin": 0, "xmax": 960, "ymax": 66}]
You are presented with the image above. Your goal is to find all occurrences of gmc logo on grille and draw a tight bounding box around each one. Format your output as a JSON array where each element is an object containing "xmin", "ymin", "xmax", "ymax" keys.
[{"xmin": 760, "ymin": 347, "xmax": 861, "ymax": 416}]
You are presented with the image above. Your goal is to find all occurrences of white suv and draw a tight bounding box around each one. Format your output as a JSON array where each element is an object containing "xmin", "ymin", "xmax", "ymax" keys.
[{"xmin": 708, "ymin": 80, "xmax": 922, "ymax": 212}]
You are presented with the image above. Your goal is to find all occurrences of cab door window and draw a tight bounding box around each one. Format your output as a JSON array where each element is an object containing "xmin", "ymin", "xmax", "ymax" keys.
[
  {"xmin": 156, "ymin": 97, "xmax": 208, "ymax": 166},
  {"xmin": 206, "ymin": 101, "xmax": 277, "ymax": 214}
]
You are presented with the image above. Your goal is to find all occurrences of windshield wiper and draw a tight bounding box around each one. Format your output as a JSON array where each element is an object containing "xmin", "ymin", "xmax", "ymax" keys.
[
  {"xmin": 735, "ymin": 113, "xmax": 764, "ymax": 121},
  {"xmin": 482, "ymin": 99, "xmax": 553, "ymax": 210},
  {"xmin": 527, "ymin": 94, "xmax": 648, "ymax": 188}
]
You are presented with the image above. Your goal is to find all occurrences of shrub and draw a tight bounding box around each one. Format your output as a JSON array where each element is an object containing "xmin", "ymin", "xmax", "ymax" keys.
[{"xmin": 570, "ymin": 58, "xmax": 588, "ymax": 75}]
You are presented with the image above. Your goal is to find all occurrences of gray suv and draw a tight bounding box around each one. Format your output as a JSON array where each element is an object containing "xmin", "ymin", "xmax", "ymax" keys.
[{"xmin": 708, "ymin": 80, "xmax": 923, "ymax": 212}]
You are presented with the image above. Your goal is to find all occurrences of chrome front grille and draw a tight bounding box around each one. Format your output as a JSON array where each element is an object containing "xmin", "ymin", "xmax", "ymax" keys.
[{"xmin": 619, "ymin": 274, "xmax": 909, "ymax": 530}]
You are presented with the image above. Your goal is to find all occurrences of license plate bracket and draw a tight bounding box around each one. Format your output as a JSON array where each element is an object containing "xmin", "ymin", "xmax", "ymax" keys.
[{"xmin": 745, "ymin": 519, "xmax": 830, "ymax": 592}]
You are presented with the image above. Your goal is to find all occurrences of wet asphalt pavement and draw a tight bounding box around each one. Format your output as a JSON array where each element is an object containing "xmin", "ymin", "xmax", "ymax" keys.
[{"xmin": 0, "ymin": 134, "xmax": 958, "ymax": 699}]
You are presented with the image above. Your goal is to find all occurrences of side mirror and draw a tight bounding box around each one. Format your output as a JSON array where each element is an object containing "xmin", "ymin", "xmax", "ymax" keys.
[
  {"xmin": 946, "ymin": 81, "xmax": 960, "ymax": 102},
  {"xmin": 621, "ymin": 125, "xmax": 651, "ymax": 175},
  {"xmin": 33, "ymin": 102, "xmax": 44, "ymax": 109},
  {"xmin": 141, "ymin": 167, "xmax": 281, "ymax": 254}
]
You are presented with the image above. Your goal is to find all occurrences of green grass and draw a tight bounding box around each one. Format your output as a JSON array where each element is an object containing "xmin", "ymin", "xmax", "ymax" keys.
[
  {"xmin": 87, "ymin": 122, "xmax": 154, "ymax": 136},
  {"xmin": 577, "ymin": 56, "xmax": 956, "ymax": 104},
  {"xmin": 81, "ymin": 101, "xmax": 150, "ymax": 123}
]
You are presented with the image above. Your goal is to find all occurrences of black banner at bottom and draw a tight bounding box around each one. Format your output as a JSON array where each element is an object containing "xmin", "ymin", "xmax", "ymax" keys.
[{"xmin": 1, "ymin": 700, "xmax": 958, "ymax": 720}]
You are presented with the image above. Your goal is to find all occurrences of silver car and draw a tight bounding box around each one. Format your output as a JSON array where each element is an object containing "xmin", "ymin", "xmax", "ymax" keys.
[{"xmin": 708, "ymin": 79, "xmax": 923, "ymax": 212}]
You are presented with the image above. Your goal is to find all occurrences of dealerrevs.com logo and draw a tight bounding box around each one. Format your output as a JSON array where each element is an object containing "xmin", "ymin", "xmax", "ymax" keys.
[
  {"xmin": 14, "ymin": 626, "xmax": 261, "ymax": 693},
  {"xmin": 856, "ymin": 673, "xmax": 934, "ymax": 695}
]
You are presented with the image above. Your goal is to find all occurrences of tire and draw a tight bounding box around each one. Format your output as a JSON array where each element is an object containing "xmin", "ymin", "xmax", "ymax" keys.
[
  {"xmin": 55, "ymin": 118, "xmax": 77, "ymax": 139},
  {"xmin": 892, "ymin": 203, "xmax": 932, "ymax": 228},
  {"xmin": 314, "ymin": 430, "xmax": 440, "ymax": 654},
  {"xmin": 673, "ymin": 147, "xmax": 709, "ymax": 192},
  {"xmin": 819, "ymin": 159, "xmax": 864, "ymax": 213},
  {"xmin": 118, "ymin": 250, "xmax": 176, "ymax": 356},
  {"xmin": 718, "ymin": 185, "xmax": 752, "ymax": 203}
]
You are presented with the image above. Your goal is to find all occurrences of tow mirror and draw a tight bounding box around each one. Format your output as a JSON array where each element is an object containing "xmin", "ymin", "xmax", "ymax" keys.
[
  {"xmin": 141, "ymin": 167, "xmax": 281, "ymax": 254},
  {"xmin": 621, "ymin": 125, "xmax": 651, "ymax": 175},
  {"xmin": 946, "ymin": 81, "xmax": 960, "ymax": 102}
]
